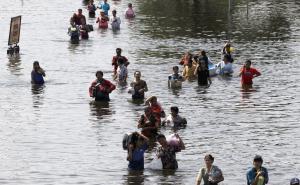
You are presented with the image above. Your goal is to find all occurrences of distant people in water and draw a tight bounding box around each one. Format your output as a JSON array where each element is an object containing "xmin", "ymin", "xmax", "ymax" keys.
[
  {"xmin": 145, "ymin": 96, "xmax": 166, "ymax": 124},
  {"xmin": 196, "ymin": 154, "xmax": 224, "ymax": 185},
  {"xmin": 195, "ymin": 57, "xmax": 212, "ymax": 86},
  {"xmin": 96, "ymin": 10, "xmax": 109, "ymax": 29},
  {"xmin": 89, "ymin": 71, "xmax": 116, "ymax": 101},
  {"xmin": 112, "ymin": 48, "xmax": 129, "ymax": 76},
  {"xmin": 290, "ymin": 178, "xmax": 300, "ymax": 185},
  {"xmin": 246, "ymin": 155, "xmax": 269, "ymax": 185},
  {"xmin": 111, "ymin": 9, "xmax": 121, "ymax": 30},
  {"xmin": 168, "ymin": 66, "xmax": 184, "ymax": 88},
  {"xmin": 163, "ymin": 106, "xmax": 187, "ymax": 128},
  {"xmin": 222, "ymin": 42, "xmax": 234, "ymax": 63},
  {"xmin": 198, "ymin": 50, "xmax": 209, "ymax": 70},
  {"xmin": 156, "ymin": 133, "xmax": 185, "ymax": 170},
  {"xmin": 125, "ymin": 131, "xmax": 149, "ymax": 171},
  {"xmin": 129, "ymin": 71, "xmax": 148, "ymax": 100},
  {"xmin": 216, "ymin": 54, "xmax": 233, "ymax": 75},
  {"xmin": 31, "ymin": 61, "xmax": 46, "ymax": 85},
  {"xmin": 182, "ymin": 59, "xmax": 197, "ymax": 81},
  {"xmin": 239, "ymin": 60, "xmax": 261, "ymax": 89},
  {"xmin": 68, "ymin": 22, "xmax": 80, "ymax": 44},
  {"xmin": 98, "ymin": 0, "xmax": 110, "ymax": 16},
  {"xmin": 179, "ymin": 52, "xmax": 193, "ymax": 66},
  {"xmin": 125, "ymin": 3, "xmax": 135, "ymax": 18},
  {"xmin": 87, "ymin": 0, "xmax": 97, "ymax": 17},
  {"xmin": 114, "ymin": 58, "xmax": 128, "ymax": 83},
  {"xmin": 137, "ymin": 107, "xmax": 159, "ymax": 138},
  {"xmin": 79, "ymin": 24, "xmax": 89, "ymax": 39},
  {"xmin": 70, "ymin": 9, "xmax": 86, "ymax": 26}
]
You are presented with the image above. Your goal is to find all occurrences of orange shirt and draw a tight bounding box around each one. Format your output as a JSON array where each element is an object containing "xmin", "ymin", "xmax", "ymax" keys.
[{"xmin": 240, "ymin": 67, "xmax": 261, "ymax": 85}]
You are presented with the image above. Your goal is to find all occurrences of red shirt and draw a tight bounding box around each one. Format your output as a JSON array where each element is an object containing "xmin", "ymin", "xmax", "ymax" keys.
[
  {"xmin": 150, "ymin": 103, "xmax": 164, "ymax": 123},
  {"xmin": 89, "ymin": 78, "xmax": 116, "ymax": 97},
  {"xmin": 240, "ymin": 67, "xmax": 261, "ymax": 85},
  {"xmin": 112, "ymin": 56, "xmax": 129, "ymax": 74}
]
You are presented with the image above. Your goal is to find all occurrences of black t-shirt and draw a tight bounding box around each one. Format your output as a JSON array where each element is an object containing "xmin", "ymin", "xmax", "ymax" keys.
[{"xmin": 197, "ymin": 69, "xmax": 209, "ymax": 85}]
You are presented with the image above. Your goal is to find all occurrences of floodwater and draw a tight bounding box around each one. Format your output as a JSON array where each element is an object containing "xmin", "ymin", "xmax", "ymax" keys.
[{"xmin": 0, "ymin": 0, "xmax": 299, "ymax": 184}]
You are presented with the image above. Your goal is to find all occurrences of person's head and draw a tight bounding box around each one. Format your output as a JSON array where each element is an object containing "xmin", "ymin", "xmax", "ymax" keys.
[
  {"xmin": 129, "ymin": 132, "xmax": 139, "ymax": 147},
  {"xmin": 253, "ymin": 155, "xmax": 263, "ymax": 169},
  {"xmin": 245, "ymin": 60, "xmax": 252, "ymax": 69},
  {"xmin": 149, "ymin": 96, "xmax": 158, "ymax": 105},
  {"xmin": 156, "ymin": 134, "xmax": 167, "ymax": 147},
  {"xmin": 95, "ymin": 71, "xmax": 104, "ymax": 80},
  {"xmin": 104, "ymin": 0, "xmax": 107, "ymax": 3},
  {"xmin": 78, "ymin": 9, "xmax": 83, "ymax": 15},
  {"xmin": 116, "ymin": 48, "xmax": 122, "ymax": 55},
  {"xmin": 89, "ymin": 0, "xmax": 94, "ymax": 3},
  {"xmin": 204, "ymin": 154, "xmax": 214, "ymax": 167},
  {"xmin": 290, "ymin": 178, "xmax": 300, "ymax": 185},
  {"xmin": 170, "ymin": 106, "xmax": 179, "ymax": 117},
  {"xmin": 201, "ymin": 50, "xmax": 206, "ymax": 57},
  {"xmin": 172, "ymin": 66, "xmax": 179, "ymax": 74},
  {"xmin": 112, "ymin": 9, "xmax": 117, "ymax": 16},
  {"xmin": 33, "ymin": 61, "xmax": 40, "ymax": 70},
  {"xmin": 128, "ymin": 3, "xmax": 132, "ymax": 8},
  {"xmin": 134, "ymin": 71, "xmax": 141, "ymax": 79}
]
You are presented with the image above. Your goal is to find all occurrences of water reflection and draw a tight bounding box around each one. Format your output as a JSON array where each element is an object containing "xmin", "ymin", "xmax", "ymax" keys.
[
  {"xmin": 195, "ymin": 85, "xmax": 210, "ymax": 94},
  {"xmin": 68, "ymin": 41, "xmax": 80, "ymax": 53},
  {"xmin": 128, "ymin": 98, "xmax": 145, "ymax": 106},
  {"xmin": 7, "ymin": 54, "xmax": 22, "ymax": 75},
  {"xmin": 137, "ymin": 0, "xmax": 292, "ymax": 41},
  {"xmin": 169, "ymin": 88, "xmax": 182, "ymax": 97},
  {"xmin": 240, "ymin": 86, "xmax": 258, "ymax": 99},
  {"xmin": 89, "ymin": 101, "xmax": 112, "ymax": 120},
  {"xmin": 31, "ymin": 84, "xmax": 45, "ymax": 108},
  {"xmin": 124, "ymin": 170, "xmax": 145, "ymax": 185}
]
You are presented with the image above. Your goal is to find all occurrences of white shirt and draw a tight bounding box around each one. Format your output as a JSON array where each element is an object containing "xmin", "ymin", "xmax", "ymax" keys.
[{"xmin": 111, "ymin": 16, "xmax": 121, "ymax": 30}]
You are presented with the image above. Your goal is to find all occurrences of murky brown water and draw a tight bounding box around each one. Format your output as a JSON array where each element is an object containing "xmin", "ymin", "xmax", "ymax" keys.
[{"xmin": 0, "ymin": 0, "xmax": 300, "ymax": 184}]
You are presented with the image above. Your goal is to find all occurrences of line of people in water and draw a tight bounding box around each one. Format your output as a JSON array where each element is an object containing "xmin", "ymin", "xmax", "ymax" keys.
[
  {"xmin": 68, "ymin": 1, "xmax": 135, "ymax": 43},
  {"xmin": 30, "ymin": 48, "xmax": 265, "ymax": 185},
  {"xmin": 26, "ymin": 0, "xmax": 299, "ymax": 183},
  {"xmin": 29, "ymin": 13, "xmax": 299, "ymax": 185},
  {"xmin": 29, "ymin": 1, "xmax": 282, "ymax": 182}
]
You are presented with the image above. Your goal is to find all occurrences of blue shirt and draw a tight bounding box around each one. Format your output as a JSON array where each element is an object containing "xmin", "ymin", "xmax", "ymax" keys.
[
  {"xmin": 128, "ymin": 143, "xmax": 148, "ymax": 170},
  {"xmin": 247, "ymin": 167, "xmax": 269, "ymax": 185},
  {"xmin": 31, "ymin": 70, "xmax": 44, "ymax": 84},
  {"xmin": 168, "ymin": 74, "xmax": 183, "ymax": 81},
  {"xmin": 99, "ymin": 2, "xmax": 110, "ymax": 16}
]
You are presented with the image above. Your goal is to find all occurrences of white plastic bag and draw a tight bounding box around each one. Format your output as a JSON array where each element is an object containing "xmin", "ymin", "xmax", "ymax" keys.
[{"xmin": 147, "ymin": 157, "xmax": 162, "ymax": 170}]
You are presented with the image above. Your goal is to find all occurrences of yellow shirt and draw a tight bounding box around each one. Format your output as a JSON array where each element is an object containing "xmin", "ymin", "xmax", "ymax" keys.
[{"xmin": 182, "ymin": 65, "xmax": 196, "ymax": 80}]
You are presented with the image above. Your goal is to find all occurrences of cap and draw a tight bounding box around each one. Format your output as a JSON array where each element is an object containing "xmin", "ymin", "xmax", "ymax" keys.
[
  {"xmin": 290, "ymin": 178, "xmax": 300, "ymax": 185},
  {"xmin": 253, "ymin": 155, "xmax": 263, "ymax": 162}
]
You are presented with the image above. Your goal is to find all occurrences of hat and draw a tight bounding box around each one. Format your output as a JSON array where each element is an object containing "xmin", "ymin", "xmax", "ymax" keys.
[
  {"xmin": 290, "ymin": 178, "xmax": 300, "ymax": 185},
  {"xmin": 253, "ymin": 155, "xmax": 263, "ymax": 162}
]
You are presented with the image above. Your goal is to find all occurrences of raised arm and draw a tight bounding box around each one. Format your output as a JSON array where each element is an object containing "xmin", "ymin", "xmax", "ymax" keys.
[{"xmin": 196, "ymin": 168, "xmax": 203, "ymax": 185}]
